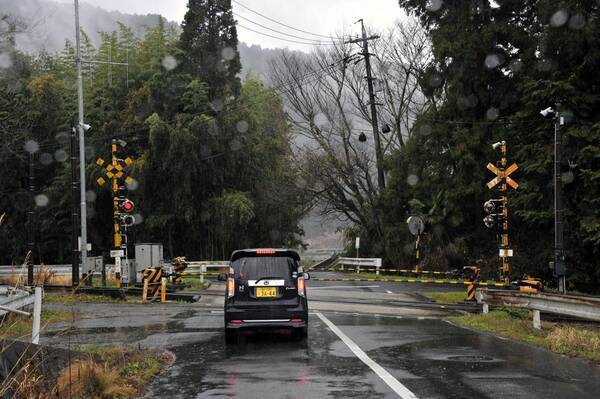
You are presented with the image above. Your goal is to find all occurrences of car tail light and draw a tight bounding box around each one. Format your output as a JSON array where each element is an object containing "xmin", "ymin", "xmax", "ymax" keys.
[
  {"xmin": 297, "ymin": 277, "xmax": 306, "ymax": 297},
  {"xmin": 227, "ymin": 278, "xmax": 235, "ymax": 298},
  {"xmin": 256, "ymin": 249, "xmax": 276, "ymax": 255},
  {"xmin": 229, "ymin": 319, "xmax": 243, "ymax": 324}
]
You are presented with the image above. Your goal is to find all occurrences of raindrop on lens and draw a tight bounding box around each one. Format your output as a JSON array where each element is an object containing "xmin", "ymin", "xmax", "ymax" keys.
[
  {"xmin": 425, "ymin": 0, "xmax": 443, "ymax": 12},
  {"xmin": 200, "ymin": 210, "xmax": 211, "ymax": 222},
  {"xmin": 486, "ymin": 107, "xmax": 499, "ymax": 120},
  {"xmin": 561, "ymin": 171, "xmax": 575, "ymax": 184},
  {"xmin": 568, "ymin": 14, "xmax": 585, "ymax": 30},
  {"xmin": 86, "ymin": 190, "xmax": 97, "ymax": 202},
  {"xmin": 313, "ymin": 113, "xmax": 328, "ymax": 128},
  {"xmin": 200, "ymin": 147, "xmax": 211, "ymax": 158},
  {"xmin": 208, "ymin": 120, "xmax": 220, "ymax": 136},
  {"xmin": 133, "ymin": 213, "xmax": 143, "ymax": 225},
  {"xmin": 550, "ymin": 9, "xmax": 569, "ymax": 27},
  {"xmin": 24, "ymin": 140, "xmax": 39, "ymax": 153},
  {"xmin": 229, "ymin": 139, "xmax": 242, "ymax": 151},
  {"xmin": 484, "ymin": 54, "xmax": 501, "ymax": 69},
  {"xmin": 0, "ymin": 52, "xmax": 12, "ymax": 69},
  {"xmin": 126, "ymin": 178, "xmax": 139, "ymax": 191},
  {"xmin": 407, "ymin": 174, "xmax": 419, "ymax": 186},
  {"xmin": 211, "ymin": 99, "xmax": 224, "ymax": 112},
  {"xmin": 419, "ymin": 125, "xmax": 431, "ymax": 136},
  {"xmin": 509, "ymin": 59, "xmax": 522, "ymax": 73},
  {"xmin": 537, "ymin": 59, "xmax": 552, "ymax": 72},
  {"xmin": 54, "ymin": 149, "xmax": 68, "ymax": 162},
  {"xmin": 39, "ymin": 153, "xmax": 53, "ymax": 165},
  {"xmin": 428, "ymin": 74, "xmax": 442, "ymax": 88},
  {"xmin": 34, "ymin": 194, "xmax": 49, "ymax": 207},
  {"xmin": 236, "ymin": 120, "xmax": 249, "ymax": 133},
  {"xmin": 221, "ymin": 46, "xmax": 236, "ymax": 61},
  {"xmin": 161, "ymin": 55, "xmax": 177, "ymax": 71}
]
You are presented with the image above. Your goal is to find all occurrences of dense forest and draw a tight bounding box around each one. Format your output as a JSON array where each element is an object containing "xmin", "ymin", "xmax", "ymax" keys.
[
  {"xmin": 0, "ymin": 0, "xmax": 307, "ymax": 263},
  {"xmin": 0, "ymin": 0, "xmax": 598, "ymax": 292}
]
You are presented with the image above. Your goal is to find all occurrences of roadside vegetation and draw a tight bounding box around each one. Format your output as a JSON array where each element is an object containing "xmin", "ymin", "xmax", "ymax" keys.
[
  {"xmin": 423, "ymin": 291, "xmax": 467, "ymax": 304},
  {"xmin": 449, "ymin": 310, "xmax": 600, "ymax": 363},
  {"xmin": 0, "ymin": 309, "xmax": 72, "ymax": 339},
  {"xmin": 181, "ymin": 277, "xmax": 211, "ymax": 291}
]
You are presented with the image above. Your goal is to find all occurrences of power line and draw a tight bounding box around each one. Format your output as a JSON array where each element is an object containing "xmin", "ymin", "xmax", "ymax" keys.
[
  {"xmin": 232, "ymin": 0, "xmax": 333, "ymax": 39},
  {"xmin": 233, "ymin": 12, "xmax": 336, "ymax": 43},
  {"xmin": 236, "ymin": 23, "xmax": 334, "ymax": 46}
]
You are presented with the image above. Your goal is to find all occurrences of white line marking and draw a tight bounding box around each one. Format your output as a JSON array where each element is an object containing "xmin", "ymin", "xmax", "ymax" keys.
[
  {"xmin": 315, "ymin": 312, "xmax": 418, "ymax": 399},
  {"xmin": 309, "ymin": 285, "xmax": 380, "ymax": 290},
  {"xmin": 385, "ymin": 289, "xmax": 393, "ymax": 294}
]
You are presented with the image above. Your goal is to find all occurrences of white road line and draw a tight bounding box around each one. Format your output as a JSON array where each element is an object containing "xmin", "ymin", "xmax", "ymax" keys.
[
  {"xmin": 309, "ymin": 285, "xmax": 380, "ymax": 290},
  {"xmin": 315, "ymin": 312, "xmax": 418, "ymax": 399},
  {"xmin": 385, "ymin": 289, "xmax": 393, "ymax": 294}
]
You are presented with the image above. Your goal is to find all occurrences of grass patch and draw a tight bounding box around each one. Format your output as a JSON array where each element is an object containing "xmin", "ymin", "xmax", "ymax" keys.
[
  {"xmin": 449, "ymin": 309, "xmax": 600, "ymax": 362},
  {"xmin": 423, "ymin": 291, "xmax": 467, "ymax": 304},
  {"xmin": 181, "ymin": 277, "xmax": 211, "ymax": 291},
  {"xmin": 0, "ymin": 309, "xmax": 72, "ymax": 339},
  {"xmin": 44, "ymin": 291, "xmax": 140, "ymax": 304}
]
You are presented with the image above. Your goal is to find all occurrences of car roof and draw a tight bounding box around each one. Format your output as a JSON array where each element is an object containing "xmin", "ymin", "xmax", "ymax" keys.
[{"xmin": 230, "ymin": 248, "xmax": 301, "ymax": 262}]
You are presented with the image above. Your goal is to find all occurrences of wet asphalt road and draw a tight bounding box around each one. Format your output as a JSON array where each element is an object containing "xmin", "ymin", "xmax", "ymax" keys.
[{"xmin": 40, "ymin": 273, "xmax": 600, "ymax": 398}]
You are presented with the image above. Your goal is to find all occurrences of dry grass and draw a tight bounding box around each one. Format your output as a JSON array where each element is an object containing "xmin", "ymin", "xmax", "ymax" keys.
[
  {"xmin": 0, "ymin": 268, "xmax": 72, "ymax": 286},
  {"xmin": 547, "ymin": 326, "xmax": 600, "ymax": 361},
  {"xmin": 55, "ymin": 358, "xmax": 135, "ymax": 399}
]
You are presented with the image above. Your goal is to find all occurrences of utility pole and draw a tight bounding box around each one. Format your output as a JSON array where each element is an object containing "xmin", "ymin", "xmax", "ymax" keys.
[
  {"xmin": 554, "ymin": 103, "xmax": 566, "ymax": 294},
  {"xmin": 27, "ymin": 152, "xmax": 35, "ymax": 286},
  {"xmin": 74, "ymin": 0, "xmax": 88, "ymax": 273},
  {"xmin": 70, "ymin": 125, "xmax": 80, "ymax": 287},
  {"xmin": 346, "ymin": 19, "xmax": 385, "ymax": 190}
]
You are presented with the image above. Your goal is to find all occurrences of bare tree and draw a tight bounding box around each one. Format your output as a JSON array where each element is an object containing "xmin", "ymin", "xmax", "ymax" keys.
[{"xmin": 269, "ymin": 19, "xmax": 432, "ymax": 251}]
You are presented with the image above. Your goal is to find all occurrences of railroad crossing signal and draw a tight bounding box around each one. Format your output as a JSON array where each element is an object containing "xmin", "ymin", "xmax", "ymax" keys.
[
  {"xmin": 94, "ymin": 139, "xmax": 136, "ymax": 288},
  {"xmin": 484, "ymin": 141, "xmax": 517, "ymax": 286},
  {"xmin": 486, "ymin": 162, "xmax": 519, "ymax": 190}
]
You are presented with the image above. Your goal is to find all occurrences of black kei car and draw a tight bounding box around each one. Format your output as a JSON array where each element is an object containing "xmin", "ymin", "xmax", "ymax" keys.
[{"xmin": 218, "ymin": 248, "xmax": 309, "ymax": 343}]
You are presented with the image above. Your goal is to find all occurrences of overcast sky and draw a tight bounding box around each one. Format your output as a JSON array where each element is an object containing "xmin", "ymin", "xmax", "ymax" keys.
[{"xmin": 55, "ymin": 0, "xmax": 405, "ymax": 51}]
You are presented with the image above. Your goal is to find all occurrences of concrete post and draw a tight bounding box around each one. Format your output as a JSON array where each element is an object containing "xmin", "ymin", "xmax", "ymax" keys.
[
  {"xmin": 482, "ymin": 303, "xmax": 489, "ymax": 314},
  {"xmin": 31, "ymin": 287, "xmax": 42, "ymax": 344},
  {"xmin": 533, "ymin": 309, "xmax": 541, "ymax": 329}
]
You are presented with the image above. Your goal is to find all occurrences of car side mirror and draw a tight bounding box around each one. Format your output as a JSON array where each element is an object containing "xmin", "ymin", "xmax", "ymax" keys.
[
  {"xmin": 217, "ymin": 273, "xmax": 227, "ymax": 281},
  {"xmin": 303, "ymin": 272, "xmax": 310, "ymax": 280}
]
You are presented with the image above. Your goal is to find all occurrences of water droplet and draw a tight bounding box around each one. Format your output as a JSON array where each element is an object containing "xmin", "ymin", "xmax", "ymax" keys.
[
  {"xmin": 407, "ymin": 174, "xmax": 419, "ymax": 186},
  {"xmin": 85, "ymin": 146, "xmax": 94, "ymax": 159},
  {"xmin": 54, "ymin": 149, "xmax": 68, "ymax": 162},
  {"xmin": 161, "ymin": 55, "xmax": 177, "ymax": 71},
  {"xmin": 133, "ymin": 213, "xmax": 143, "ymax": 225},
  {"xmin": 0, "ymin": 52, "xmax": 12, "ymax": 69},
  {"xmin": 568, "ymin": 14, "xmax": 585, "ymax": 30},
  {"xmin": 221, "ymin": 46, "xmax": 236, "ymax": 61},
  {"xmin": 126, "ymin": 178, "xmax": 139, "ymax": 191},
  {"xmin": 427, "ymin": 73, "xmax": 442, "ymax": 88},
  {"xmin": 269, "ymin": 229, "xmax": 281, "ymax": 241},
  {"xmin": 484, "ymin": 54, "xmax": 501, "ymax": 69},
  {"xmin": 509, "ymin": 59, "xmax": 522, "ymax": 73},
  {"xmin": 211, "ymin": 99, "xmax": 224, "ymax": 112},
  {"xmin": 419, "ymin": 125, "xmax": 431, "ymax": 136},
  {"xmin": 200, "ymin": 147, "xmax": 211, "ymax": 158},
  {"xmin": 24, "ymin": 140, "xmax": 39, "ymax": 153},
  {"xmin": 486, "ymin": 107, "xmax": 499, "ymax": 120},
  {"xmin": 236, "ymin": 120, "xmax": 249, "ymax": 133},
  {"xmin": 86, "ymin": 190, "xmax": 97, "ymax": 202},
  {"xmin": 313, "ymin": 113, "xmax": 328, "ymax": 128},
  {"xmin": 200, "ymin": 210, "xmax": 211, "ymax": 222},
  {"xmin": 208, "ymin": 120, "xmax": 220, "ymax": 136},
  {"xmin": 229, "ymin": 139, "xmax": 242, "ymax": 151},
  {"xmin": 34, "ymin": 194, "xmax": 49, "ymax": 207},
  {"xmin": 55, "ymin": 132, "xmax": 70, "ymax": 145},
  {"xmin": 550, "ymin": 9, "xmax": 569, "ymax": 27},
  {"xmin": 425, "ymin": 0, "xmax": 443, "ymax": 12},
  {"xmin": 433, "ymin": 224, "xmax": 444, "ymax": 237},
  {"xmin": 537, "ymin": 59, "xmax": 552, "ymax": 72},
  {"xmin": 39, "ymin": 153, "xmax": 53, "ymax": 165},
  {"xmin": 561, "ymin": 171, "xmax": 575, "ymax": 184}
]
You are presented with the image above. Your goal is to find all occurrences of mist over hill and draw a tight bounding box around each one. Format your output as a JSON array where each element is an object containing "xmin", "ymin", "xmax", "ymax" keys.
[{"xmin": 1, "ymin": 0, "xmax": 291, "ymax": 81}]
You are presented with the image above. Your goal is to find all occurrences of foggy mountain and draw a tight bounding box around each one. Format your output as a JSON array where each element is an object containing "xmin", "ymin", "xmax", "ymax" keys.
[{"xmin": 2, "ymin": 0, "xmax": 289, "ymax": 80}]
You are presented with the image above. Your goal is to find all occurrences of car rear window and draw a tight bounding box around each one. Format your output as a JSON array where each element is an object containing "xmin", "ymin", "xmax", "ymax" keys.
[{"xmin": 232, "ymin": 256, "xmax": 297, "ymax": 281}]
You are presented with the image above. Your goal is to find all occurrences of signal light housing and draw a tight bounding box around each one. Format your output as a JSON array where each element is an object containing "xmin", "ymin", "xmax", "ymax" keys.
[
  {"xmin": 121, "ymin": 214, "xmax": 135, "ymax": 227},
  {"xmin": 120, "ymin": 199, "xmax": 134, "ymax": 213},
  {"xmin": 483, "ymin": 215, "xmax": 496, "ymax": 228}
]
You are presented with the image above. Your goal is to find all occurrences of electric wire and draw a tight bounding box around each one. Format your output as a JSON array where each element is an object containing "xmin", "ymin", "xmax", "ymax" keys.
[
  {"xmin": 233, "ymin": 12, "xmax": 337, "ymax": 43},
  {"xmin": 232, "ymin": 0, "xmax": 333, "ymax": 39},
  {"xmin": 236, "ymin": 23, "xmax": 334, "ymax": 46}
]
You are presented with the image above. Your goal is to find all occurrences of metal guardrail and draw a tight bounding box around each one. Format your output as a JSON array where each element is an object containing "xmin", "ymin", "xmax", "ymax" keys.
[{"xmin": 476, "ymin": 289, "xmax": 600, "ymax": 328}]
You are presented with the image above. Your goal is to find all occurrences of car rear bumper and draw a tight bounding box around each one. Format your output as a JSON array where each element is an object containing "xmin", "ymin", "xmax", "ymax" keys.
[
  {"xmin": 225, "ymin": 319, "xmax": 307, "ymax": 329},
  {"xmin": 224, "ymin": 301, "xmax": 308, "ymax": 329}
]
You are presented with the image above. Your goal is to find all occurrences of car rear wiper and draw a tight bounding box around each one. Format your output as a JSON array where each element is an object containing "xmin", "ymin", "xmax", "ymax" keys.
[{"xmin": 253, "ymin": 276, "xmax": 280, "ymax": 285}]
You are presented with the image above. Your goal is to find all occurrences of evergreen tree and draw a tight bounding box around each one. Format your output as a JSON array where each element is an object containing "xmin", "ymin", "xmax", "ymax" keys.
[{"xmin": 179, "ymin": 0, "xmax": 241, "ymax": 100}]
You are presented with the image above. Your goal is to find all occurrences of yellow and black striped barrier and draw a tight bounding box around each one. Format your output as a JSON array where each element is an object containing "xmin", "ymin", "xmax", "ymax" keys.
[
  {"xmin": 172, "ymin": 256, "xmax": 188, "ymax": 284},
  {"xmin": 311, "ymin": 277, "xmax": 507, "ymax": 287},
  {"xmin": 141, "ymin": 267, "xmax": 167, "ymax": 303},
  {"xmin": 326, "ymin": 267, "xmax": 454, "ymax": 274}
]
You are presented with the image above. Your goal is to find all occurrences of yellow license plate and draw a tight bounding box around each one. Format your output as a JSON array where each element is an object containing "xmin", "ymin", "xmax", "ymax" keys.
[{"xmin": 256, "ymin": 287, "xmax": 276, "ymax": 298}]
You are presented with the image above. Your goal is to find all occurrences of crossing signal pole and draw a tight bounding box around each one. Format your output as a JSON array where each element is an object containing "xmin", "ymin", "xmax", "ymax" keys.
[
  {"xmin": 484, "ymin": 141, "xmax": 518, "ymax": 286},
  {"xmin": 345, "ymin": 19, "xmax": 385, "ymax": 190},
  {"xmin": 96, "ymin": 139, "xmax": 135, "ymax": 288}
]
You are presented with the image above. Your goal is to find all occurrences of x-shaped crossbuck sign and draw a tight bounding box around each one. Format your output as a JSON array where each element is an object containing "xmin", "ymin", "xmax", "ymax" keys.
[
  {"xmin": 96, "ymin": 157, "xmax": 134, "ymax": 187},
  {"xmin": 486, "ymin": 162, "xmax": 519, "ymax": 189}
]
